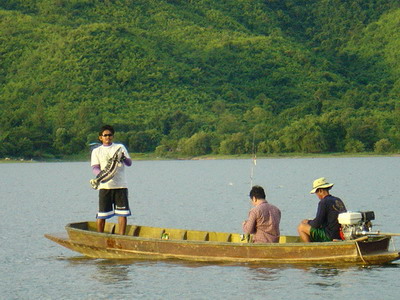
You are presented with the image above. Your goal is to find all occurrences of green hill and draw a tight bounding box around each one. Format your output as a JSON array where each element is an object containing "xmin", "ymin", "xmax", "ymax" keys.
[{"xmin": 1, "ymin": 0, "xmax": 399, "ymax": 159}]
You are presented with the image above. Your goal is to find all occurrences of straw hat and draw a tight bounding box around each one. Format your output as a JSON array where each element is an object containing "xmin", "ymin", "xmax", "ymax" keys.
[{"xmin": 310, "ymin": 177, "xmax": 334, "ymax": 194}]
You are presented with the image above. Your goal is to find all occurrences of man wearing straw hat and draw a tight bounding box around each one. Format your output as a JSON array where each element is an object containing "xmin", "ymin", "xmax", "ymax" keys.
[{"xmin": 297, "ymin": 177, "xmax": 346, "ymax": 242}]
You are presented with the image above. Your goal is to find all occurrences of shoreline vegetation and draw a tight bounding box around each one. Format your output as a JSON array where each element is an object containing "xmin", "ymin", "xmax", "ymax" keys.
[
  {"xmin": 1, "ymin": 152, "xmax": 399, "ymax": 163},
  {"xmin": 1, "ymin": 2, "xmax": 400, "ymax": 161}
]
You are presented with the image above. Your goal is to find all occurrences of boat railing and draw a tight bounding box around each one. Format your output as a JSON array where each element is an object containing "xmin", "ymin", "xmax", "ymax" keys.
[
  {"xmin": 183, "ymin": 230, "xmax": 209, "ymax": 241},
  {"xmin": 75, "ymin": 222, "xmax": 300, "ymax": 244},
  {"xmin": 279, "ymin": 236, "xmax": 301, "ymax": 243},
  {"xmin": 123, "ymin": 224, "xmax": 242, "ymax": 243}
]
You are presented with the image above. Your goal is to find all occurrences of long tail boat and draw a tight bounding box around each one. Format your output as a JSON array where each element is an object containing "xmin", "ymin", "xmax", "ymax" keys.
[{"xmin": 44, "ymin": 221, "xmax": 400, "ymax": 265}]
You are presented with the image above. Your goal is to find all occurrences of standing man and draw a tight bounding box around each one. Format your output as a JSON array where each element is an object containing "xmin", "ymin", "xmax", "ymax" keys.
[
  {"xmin": 297, "ymin": 177, "xmax": 346, "ymax": 242},
  {"xmin": 242, "ymin": 185, "xmax": 281, "ymax": 243},
  {"xmin": 91, "ymin": 125, "xmax": 132, "ymax": 235}
]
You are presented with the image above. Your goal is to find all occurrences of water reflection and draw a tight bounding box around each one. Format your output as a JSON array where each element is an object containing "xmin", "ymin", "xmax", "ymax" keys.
[
  {"xmin": 247, "ymin": 267, "xmax": 281, "ymax": 281},
  {"xmin": 308, "ymin": 267, "xmax": 344, "ymax": 288},
  {"xmin": 313, "ymin": 267, "xmax": 342, "ymax": 277},
  {"xmin": 304, "ymin": 264, "xmax": 400, "ymax": 290},
  {"xmin": 61, "ymin": 255, "xmax": 400, "ymax": 272},
  {"xmin": 92, "ymin": 261, "xmax": 130, "ymax": 284},
  {"xmin": 245, "ymin": 264, "xmax": 345, "ymax": 284},
  {"xmin": 64, "ymin": 257, "xmax": 148, "ymax": 285}
]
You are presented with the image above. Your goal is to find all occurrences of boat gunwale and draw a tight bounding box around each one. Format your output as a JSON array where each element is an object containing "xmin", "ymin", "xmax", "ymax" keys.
[{"xmin": 65, "ymin": 221, "xmax": 390, "ymax": 248}]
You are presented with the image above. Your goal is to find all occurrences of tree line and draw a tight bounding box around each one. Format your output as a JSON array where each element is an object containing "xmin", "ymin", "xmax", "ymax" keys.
[{"xmin": 0, "ymin": 0, "xmax": 399, "ymax": 159}]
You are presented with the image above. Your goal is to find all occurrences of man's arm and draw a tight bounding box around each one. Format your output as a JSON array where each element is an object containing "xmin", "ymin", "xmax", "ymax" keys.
[
  {"xmin": 92, "ymin": 165, "xmax": 101, "ymax": 176},
  {"xmin": 242, "ymin": 210, "xmax": 257, "ymax": 234},
  {"xmin": 91, "ymin": 148, "xmax": 101, "ymax": 175},
  {"xmin": 121, "ymin": 145, "xmax": 132, "ymax": 167}
]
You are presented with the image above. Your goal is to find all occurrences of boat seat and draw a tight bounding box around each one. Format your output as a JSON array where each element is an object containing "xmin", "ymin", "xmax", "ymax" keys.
[
  {"xmin": 230, "ymin": 233, "xmax": 251, "ymax": 243},
  {"xmin": 160, "ymin": 228, "xmax": 187, "ymax": 240},
  {"xmin": 126, "ymin": 225, "xmax": 138, "ymax": 236},
  {"xmin": 208, "ymin": 232, "xmax": 232, "ymax": 242},
  {"xmin": 279, "ymin": 236, "xmax": 301, "ymax": 243},
  {"xmin": 186, "ymin": 231, "xmax": 209, "ymax": 241},
  {"xmin": 181, "ymin": 231, "xmax": 188, "ymax": 240},
  {"xmin": 104, "ymin": 224, "xmax": 115, "ymax": 234},
  {"xmin": 132, "ymin": 226, "xmax": 163, "ymax": 238}
]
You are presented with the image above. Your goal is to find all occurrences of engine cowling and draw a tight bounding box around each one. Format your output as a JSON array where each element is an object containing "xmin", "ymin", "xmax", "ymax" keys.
[{"xmin": 338, "ymin": 211, "xmax": 375, "ymax": 240}]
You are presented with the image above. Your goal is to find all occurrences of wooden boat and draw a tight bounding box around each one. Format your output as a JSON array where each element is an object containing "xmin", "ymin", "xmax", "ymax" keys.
[{"xmin": 45, "ymin": 221, "xmax": 400, "ymax": 265}]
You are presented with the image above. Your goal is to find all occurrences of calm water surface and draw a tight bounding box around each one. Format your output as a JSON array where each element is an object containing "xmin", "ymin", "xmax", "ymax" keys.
[{"xmin": 1, "ymin": 157, "xmax": 399, "ymax": 299}]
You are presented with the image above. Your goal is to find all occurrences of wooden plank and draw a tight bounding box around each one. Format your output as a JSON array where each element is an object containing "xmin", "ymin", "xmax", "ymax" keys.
[
  {"xmin": 125, "ymin": 225, "xmax": 137, "ymax": 236},
  {"xmin": 161, "ymin": 228, "xmax": 187, "ymax": 240},
  {"xmin": 208, "ymin": 232, "xmax": 231, "ymax": 242},
  {"xmin": 186, "ymin": 230, "xmax": 209, "ymax": 241},
  {"xmin": 134, "ymin": 226, "xmax": 163, "ymax": 238},
  {"xmin": 104, "ymin": 223, "xmax": 115, "ymax": 234},
  {"xmin": 279, "ymin": 236, "xmax": 301, "ymax": 243}
]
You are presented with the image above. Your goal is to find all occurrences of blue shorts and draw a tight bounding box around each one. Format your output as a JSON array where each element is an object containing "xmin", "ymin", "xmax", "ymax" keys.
[{"xmin": 97, "ymin": 188, "xmax": 131, "ymax": 219}]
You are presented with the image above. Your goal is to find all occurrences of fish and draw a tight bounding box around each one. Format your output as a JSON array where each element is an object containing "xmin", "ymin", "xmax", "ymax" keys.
[{"xmin": 90, "ymin": 147, "xmax": 124, "ymax": 189}]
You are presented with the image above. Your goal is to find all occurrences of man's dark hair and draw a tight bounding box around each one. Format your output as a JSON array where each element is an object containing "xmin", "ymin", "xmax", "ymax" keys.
[
  {"xmin": 249, "ymin": 185, "xmax": 266, "ymax": 200},
  {"xmin": 316, "ymin": 186, "xmax": 332, "ymax": 194},
  {"xmin": 99, "ymin": 125, "xmax": 115, "ymax": 136}
]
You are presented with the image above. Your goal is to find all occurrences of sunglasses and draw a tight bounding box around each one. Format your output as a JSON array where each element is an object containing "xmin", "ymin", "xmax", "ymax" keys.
[{"xmin": 102, "ymin": 134, "xmax": 113, "ymax": 137}]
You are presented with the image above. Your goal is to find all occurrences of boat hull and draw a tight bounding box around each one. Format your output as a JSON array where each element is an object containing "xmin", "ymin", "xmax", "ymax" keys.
[{"xmin": 45, "ymin": 222, "xmax": 400, "ymax": 265}]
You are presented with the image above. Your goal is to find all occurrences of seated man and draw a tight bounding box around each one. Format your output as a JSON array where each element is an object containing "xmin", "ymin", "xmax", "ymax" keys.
[
  {"xmin": 297, "ymin": 177, "xmax": 347, "ymax": 242},
  {"xmin": 242, "ymin": 185, "xmax": 281, "ymax": 243}
]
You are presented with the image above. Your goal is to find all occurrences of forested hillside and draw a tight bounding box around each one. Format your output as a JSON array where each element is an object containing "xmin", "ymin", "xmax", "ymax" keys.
[{"xmin": 1, "ymin": 0, "xmax": 399, "ymax": 159}]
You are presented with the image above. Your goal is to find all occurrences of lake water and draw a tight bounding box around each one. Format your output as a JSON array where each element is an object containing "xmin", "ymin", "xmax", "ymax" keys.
[{"xmin": 1, "ymin": 157, "xmax": 399, "ymax": 299}]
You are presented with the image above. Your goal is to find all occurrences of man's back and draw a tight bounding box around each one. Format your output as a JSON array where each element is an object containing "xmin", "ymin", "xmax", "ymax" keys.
[
  {"xmin": 246, "ymin": 202, "xmax": 281, "ymax": 243},
  {"xmin": 309, "ymin": 195, "xmax": 346, "ymax": 239}
]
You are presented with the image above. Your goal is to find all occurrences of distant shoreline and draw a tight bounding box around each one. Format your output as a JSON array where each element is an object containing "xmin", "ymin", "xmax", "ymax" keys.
[{"xmin": 1, "ymin": 152, "xmax": 398, "ymax": 163}]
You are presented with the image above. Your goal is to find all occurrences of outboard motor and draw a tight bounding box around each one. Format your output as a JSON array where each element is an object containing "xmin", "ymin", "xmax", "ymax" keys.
[{"xmin": 338, "ymin": 211, "xmax": 375, "ymax": 240}]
